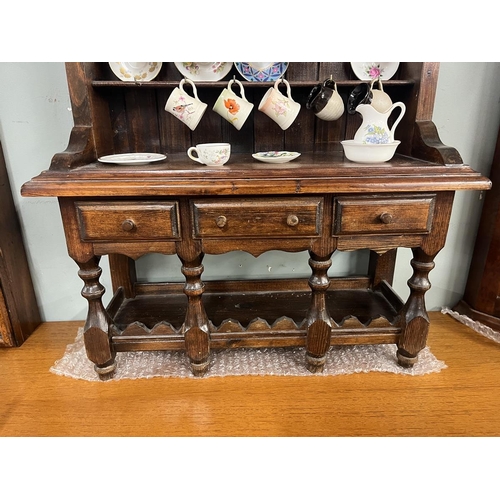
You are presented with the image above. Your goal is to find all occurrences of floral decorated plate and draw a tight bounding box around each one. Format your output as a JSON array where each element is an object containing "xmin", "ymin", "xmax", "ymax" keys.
[
  {"xmin": 235, "ymin": 62, "xmax": 289, "ymax": 82},
  {"xmin": 174, "ymin": 62, "xmax": 232, "ymax": 81},
  {"xmin": 252, "ymin": 151, "xmax": 300, "ymax": 164},
  {"xmin": 109, "ymin": 62, "xmax": 162, "ymax": 82},
  {"xmin": 98, "ymin": 153, "xmax": 167, "ymax": 166},
  {"xmin": 350, "ymin": 62, "xmax": 400, "ymax": 81}
]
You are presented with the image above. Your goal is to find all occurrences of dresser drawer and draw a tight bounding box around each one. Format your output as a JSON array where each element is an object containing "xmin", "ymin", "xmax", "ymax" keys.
[
  {"xmin": 192, "ymin": 197, "xmax": 323, "ymax": 238},
  {"xmin": 75, "ymin": 201, "xmax": 180, "ymax": 241},
  {"xmin": 333, "ymin": 195, "xmax": 435, "ymax": 235}
]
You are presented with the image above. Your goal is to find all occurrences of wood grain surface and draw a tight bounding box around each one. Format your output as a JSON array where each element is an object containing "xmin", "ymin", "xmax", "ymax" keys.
[{"xmin": 1, "ymin": 311, "xmax": 499, "ymax": 437}]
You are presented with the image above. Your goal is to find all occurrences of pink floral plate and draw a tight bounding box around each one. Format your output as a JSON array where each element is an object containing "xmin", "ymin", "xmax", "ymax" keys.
[{"xmin": 350, "ymin": 62, "xmax": 400, "ymax": 81}]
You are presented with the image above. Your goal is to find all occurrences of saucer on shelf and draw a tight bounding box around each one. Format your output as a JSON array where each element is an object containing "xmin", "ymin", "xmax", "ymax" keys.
[
  {"xmin": 174, "ymin": 62, "xmax": 232, "ymax": 81},
  {"xmin": 98, "ymin": 153, "xmax": 167, "ymax": 165},
  {"xmin": 350, "ymin": 62, "xmax": 399, "ymax": 81},
  {"xmin": 252, "ymin": 151, "xmax": 300, "ymax": 164},
  {"xmin": 109, "ymin": 63, "xmax": 162, "ymax": 82},
  {"xmin": 235, "ymin": 62, "xmax": 289, "ymax": 82}
]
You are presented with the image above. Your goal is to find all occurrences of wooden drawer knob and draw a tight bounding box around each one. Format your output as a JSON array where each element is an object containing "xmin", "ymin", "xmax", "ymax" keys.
[
  {"xmin": 216, "ymin": 215, "xmax": 227, "ymax": 228},
  {"xmin": 287, "ymin": 214, "xmax": 299, "ymax": 227},
  {"xmin": 379, "ymin": 212, "xmax": 394, "ymax": 224},
  {"xmin": 121, "ymin": 219, "xmax": 136, "ymax": 232}
]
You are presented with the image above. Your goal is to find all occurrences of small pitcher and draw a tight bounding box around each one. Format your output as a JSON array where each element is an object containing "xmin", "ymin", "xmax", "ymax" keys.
[{"xmin": 353, "ymin": 102, "xmax": 406, "ymax": 144}]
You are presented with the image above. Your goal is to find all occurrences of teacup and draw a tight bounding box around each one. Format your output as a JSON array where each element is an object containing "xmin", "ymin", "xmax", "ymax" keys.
[
  {"xmin": 165, "ymin": 78, "xmax": 207, "ymax": 131},
  {"xmin": 187, "ymin": 143, "xmax": 231, "ymax": 166},
  {"xmin": 258, "ymin": 78, "xmax": 301, "ymax": 130},
  {"xmin": 213, "ymin": 78, "xmax": 254, "ymax": 130},
  {"xmin": 347, "ymin": 82, "xmax": 372, "ymax": 114},
  {"xmin": 369, "ymin": 78, "xmax": 393, "ymax": 113},
  {"xmin": 306, "ymin": 78, "xmax": 344, "ymax": 121}
]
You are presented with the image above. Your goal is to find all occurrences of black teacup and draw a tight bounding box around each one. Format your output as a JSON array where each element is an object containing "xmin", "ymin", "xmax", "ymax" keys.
[
  {"xmin": 306, "ymin": 79, "xmax": 337, "ymax": 113},
  {"xmin": 347, "ymin": 83, "xmax": 372, "ymax": 114}
]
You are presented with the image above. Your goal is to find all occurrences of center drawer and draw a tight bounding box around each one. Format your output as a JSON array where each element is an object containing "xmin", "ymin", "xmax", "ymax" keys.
[
  {"xmin": 191, "ymin": 197, "xmax": 323, "ymax": 238},
  {"xmin": 75, "ymin": 201, "xmax": 180, "ymax": 241},
  {"xmin": 333, "ymin": 194, "xmax": 436, "ymax": 235}
]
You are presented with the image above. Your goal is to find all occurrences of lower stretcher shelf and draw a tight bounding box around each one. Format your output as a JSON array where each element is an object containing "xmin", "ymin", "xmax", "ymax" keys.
[{"xmin": 107, "ymin": 278, "xmax": 404, "ymax": 352}]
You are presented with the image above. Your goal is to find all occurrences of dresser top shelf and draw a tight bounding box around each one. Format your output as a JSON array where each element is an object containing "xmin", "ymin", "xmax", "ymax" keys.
[
  {"xmin": 91, "ymin": 79, "xmax": 415, "ymax": 89},
  {"xmin": 22, "ymin": 152, "xmax": 491, "ymax": 198}
]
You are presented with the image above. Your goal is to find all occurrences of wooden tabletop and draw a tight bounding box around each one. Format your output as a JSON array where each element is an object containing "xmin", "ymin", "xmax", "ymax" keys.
[
  {"xmin": 21, "ymin": 153, "xmax": 491, "ymax": 197},
  {"xmin": 1, "ymin": 311, "xmax": 499, "ymax": 437}
]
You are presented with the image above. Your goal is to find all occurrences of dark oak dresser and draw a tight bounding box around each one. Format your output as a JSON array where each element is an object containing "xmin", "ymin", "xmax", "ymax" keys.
[
  {"xmin": 21, "ymin": 62, "xmax": 491, "ymax": 379},
  {"xmin": 1, "ymin": 141, "xmax": 41, "ymax": 347},
  {"xmin": 453, "ymin": 123, "xmax": 500, "ymax": 329}
]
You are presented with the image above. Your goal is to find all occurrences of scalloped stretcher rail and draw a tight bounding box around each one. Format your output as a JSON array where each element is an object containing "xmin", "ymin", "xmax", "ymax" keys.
[{"xmin": 117, "ymin": 313, "xmax": 400, "ymax": 337}]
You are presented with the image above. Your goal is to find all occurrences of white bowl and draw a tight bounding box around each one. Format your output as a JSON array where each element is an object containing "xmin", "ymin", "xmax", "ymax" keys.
[{"xmin": 341, "ymin": 140, "xmax": 401, "ymax": 163}]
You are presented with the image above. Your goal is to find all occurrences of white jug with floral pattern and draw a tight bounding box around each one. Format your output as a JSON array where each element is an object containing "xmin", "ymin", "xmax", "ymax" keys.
[{"xmin": 353, "ymin": 102, "xmax": 406, "ymax": 144}]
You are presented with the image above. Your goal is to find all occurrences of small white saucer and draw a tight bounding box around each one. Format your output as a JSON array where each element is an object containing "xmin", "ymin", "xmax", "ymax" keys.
[
  {"xmin": 98, "ymin": 153, "xmax": 166, "ymax": 165},
  {"xmin": 252, "ymin": 151, "xmax": 301, "ymax": 164}
]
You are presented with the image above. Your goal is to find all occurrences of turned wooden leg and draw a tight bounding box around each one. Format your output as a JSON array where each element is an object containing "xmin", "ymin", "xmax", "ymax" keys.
[
  {"xmin": 368, "ymin": 248, "xmax": 397, "ymax": 287},
  {"xmin": 180, "ymin": 254, "xmax": 211, "ymax": 376},
  {"xmin": 398, "ymin": 248, "xmax": 436, "ymax": 368},
  {"xmin": 77, "ymin": 256, "xmax": 116, "ymax": 380},
  {"xmin": 109, "ymin": 253, "xmax": 137, "ymax": 298},
  {"xmin": 305, "ymin": 252, "xmax": 334, "ymax": 373}
]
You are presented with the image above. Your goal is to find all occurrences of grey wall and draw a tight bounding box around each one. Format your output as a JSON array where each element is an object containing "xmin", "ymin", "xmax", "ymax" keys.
[
  {"xmin": 1, "ymin": 62, "xmax": 499, "ymax": 321},
  {"xmin": 393, "ymin": 62, "xmax": 500, "ymax": 306}
]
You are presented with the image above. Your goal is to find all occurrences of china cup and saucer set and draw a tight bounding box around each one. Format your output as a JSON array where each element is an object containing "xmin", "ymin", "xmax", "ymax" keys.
[{"xmin": 100, "ymin": 62, "xmax": 403, "ymax": 167}]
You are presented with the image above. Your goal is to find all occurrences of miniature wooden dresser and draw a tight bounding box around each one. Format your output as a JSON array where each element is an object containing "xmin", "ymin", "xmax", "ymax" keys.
[
  {"xmin": 1, "ymin": 141, "xmax": 40, "ymax": 347},
  {"xmin": 21, "ymin": 62, "xmax": 491, "ymax": 378}
]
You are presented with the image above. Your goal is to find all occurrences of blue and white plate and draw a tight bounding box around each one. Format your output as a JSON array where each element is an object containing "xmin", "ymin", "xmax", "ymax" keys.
[{"xmin": 235, "ymin": 62, "xmax": 289, "ymax": 82}]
